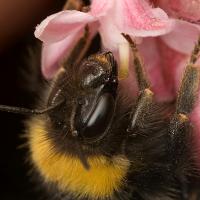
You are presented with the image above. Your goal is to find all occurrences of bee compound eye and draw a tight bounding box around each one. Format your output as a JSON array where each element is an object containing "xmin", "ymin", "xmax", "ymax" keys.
[{"xmin": 81, "ymin": 93, "xmax": 115, "ymax": 140}]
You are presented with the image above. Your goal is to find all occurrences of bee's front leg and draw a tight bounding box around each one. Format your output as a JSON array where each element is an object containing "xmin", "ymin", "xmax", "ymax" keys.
[
  {"xmin": 168, "ymin": 37, "xmax": 200, "ymax": 200},
  {"xmin": 122, "ymin": 34, "xmax": 154, "ymax": 133}
]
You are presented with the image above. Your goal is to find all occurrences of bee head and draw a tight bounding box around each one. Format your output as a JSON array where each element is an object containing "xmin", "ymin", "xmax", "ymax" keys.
[{"xmin": 45, "ymin": 52, "xmax": 121, "ymax": 161}]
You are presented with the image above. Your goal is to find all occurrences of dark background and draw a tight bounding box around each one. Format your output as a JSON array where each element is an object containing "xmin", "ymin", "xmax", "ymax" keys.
[{"xmin": 0, "ymin": 1, "xmax": 66, "ymax": 199}]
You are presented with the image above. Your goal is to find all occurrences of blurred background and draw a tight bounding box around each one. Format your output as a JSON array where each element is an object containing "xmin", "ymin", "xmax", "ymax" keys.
[{"xmin": 0, "ymin": 0, "xmax": 66, "ymax": 199}]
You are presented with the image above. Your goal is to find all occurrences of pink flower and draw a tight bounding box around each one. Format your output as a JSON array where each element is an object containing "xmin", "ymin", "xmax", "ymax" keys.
[
  {"xmin": 137, "ymin": 0, "xmax": 200, "ymax": 102},
  {"xmin": 35, "ymin": 0, "xmax": 173, "ymax": 79}
]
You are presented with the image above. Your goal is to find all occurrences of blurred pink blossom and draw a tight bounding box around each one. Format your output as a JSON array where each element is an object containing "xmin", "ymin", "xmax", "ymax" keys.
[
  {"xmin": 138, "ymin": 0, "xmax": 200, "ymax": 102},
  {"xmin": 35, "ymin": 0, "xmax": 173, "ymax": 79}
]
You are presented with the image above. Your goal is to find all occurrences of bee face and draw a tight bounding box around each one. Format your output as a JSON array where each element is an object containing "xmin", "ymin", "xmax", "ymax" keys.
[{"xmin": 44, "ymin": 52, "xmax": 123, "ymax": 157}]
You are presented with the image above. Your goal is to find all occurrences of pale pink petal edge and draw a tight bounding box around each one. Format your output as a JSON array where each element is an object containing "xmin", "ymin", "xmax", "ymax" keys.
[
  {"xmin": 35, "ymin": 10, "xmax": 96, "ymax": 43},
  {"xmin": 41, "ymin": 31, "xmax": 81, "ymax": 79},
  {"xmin": 161, "ymin": 19, "xmax": 200, "ymax": 54}
]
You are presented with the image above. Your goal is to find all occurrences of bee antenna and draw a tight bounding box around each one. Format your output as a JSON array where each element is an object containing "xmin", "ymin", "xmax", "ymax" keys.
[{"xmin": 0, "ymin": 100, "xmax": 64, "ymax": 115}]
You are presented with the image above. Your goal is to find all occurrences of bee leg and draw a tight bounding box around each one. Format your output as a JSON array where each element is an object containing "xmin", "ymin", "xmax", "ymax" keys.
[
  {"xmin": 126, "ymin": 88, "xmax": 154, "ymax": 133},
  {"xmin": 62, "ymin": 25, "xmax": 90, "ymax": 70},
  {"xmin": 169, "ymin": 37, "xmax": 200, "ymax": 161},
  {"xmin": 168, "ymin": 37, "xmax": 200, "ymax": 199},
  {"xmin": 176, "ymin": 37, "xmax": 200, "ymax": 115},
  {"xmin": 122, "ymin": 34, "xmax": 154, "ymax": 132},
  {"xmin": 122, "ymin": 34, "xmax": 150, "ymax": 91},
  {"xmin": 190, "ymin": 36, "xmax": 200, "ymax": 64}
]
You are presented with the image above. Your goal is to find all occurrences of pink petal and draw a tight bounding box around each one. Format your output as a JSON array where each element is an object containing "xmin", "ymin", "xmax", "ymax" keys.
[
  {"xmin": 156, "ymin": 0, "xmax": 200, "ymax": 22},
  {"xmin": 116, "ymin": 38, "xmax": 175, "ymax": 102},
  {"xmin": 115, "ymin": 0, "xmax": 174, "ymax": 37},
  {"xmin": 161, "ymin": 19, "xmax": 200, "ymax": 54},
  {"xmin": 139, "ymin": 38, "xmax": 174, "ymax": 101},
  {"xmin": 98, "ymin": 7, "xmax": 142, "ymax": 51},
  {"xmin": 155, "ymin": 38, "xmax": 188, "ymax": 94},
  {"xmin": 35, "ymin": 10, "xmax": 96, "ymax": 43},
  {"xmin": 41, "ymin": 22, "xmax": 99, "ymax": 79},
  {"xmin": 90, "ymin": 0, "xmax": 114, "ymax": 17},
  {"xmin": 99, "ymin": 16, "xmax": 127, "ymax": 51},
  {"xmin": 41, "ymin": 30, "xmax": 82, "ymax": 79}
]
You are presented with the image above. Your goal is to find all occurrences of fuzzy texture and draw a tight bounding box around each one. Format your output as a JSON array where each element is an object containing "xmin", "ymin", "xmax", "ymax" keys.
[
  {"xmin": 29, "ymin": 118, "xmax": 130, "ymax": 199},
  {"xmin": 27, "ymin": 51, "xmax": 200, "ymax": 199},
  {"xmin": 34, "ymin": 0, "xmax": 200, "ymax": 172}
]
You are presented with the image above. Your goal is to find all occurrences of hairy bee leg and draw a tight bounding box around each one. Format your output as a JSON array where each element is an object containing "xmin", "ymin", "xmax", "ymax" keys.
[
  {"xmin": 176, "ymin": 36, "xmax": 200, "ymax": 114},
  {"xmin": 168, "ymin": 65, "xmax": 200, "ymax": 159},
  {"xmin": 122, "ymin": 34, "xmax": 153, "ymax": 132},
  {"xmin": 169, "ymin": 39, "xmax": 200, "ymax": 156},
  {"xmin": 122, "ymin": 34, "xmax": 150, "ymax": 91},
  {"xmin": 62, "ymin": 25, "xmax": 90, "ymax": 70},
  {"xmin": 168, "ymin": 38, "xmax": 200, "ymax": 199},
  {"xmin": 169, "ymin": 38, "xmax": 200, "ymax": 144},
  {"xmin": 176, "ymin": 66, "xmax": 200, "ymax": 115},
  {"xmin": 127, "ymin": 89, "xmax": 153, "ymax": 132},
  {"xmin": 190, "ymin": 36, "xmax": 200, "ymax": 64}
]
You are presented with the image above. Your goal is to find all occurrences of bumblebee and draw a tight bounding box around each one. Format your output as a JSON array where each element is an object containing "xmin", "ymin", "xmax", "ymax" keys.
[{"xmin": 0, "ymin": 27, "xmax": 200, "ymax": 199}]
